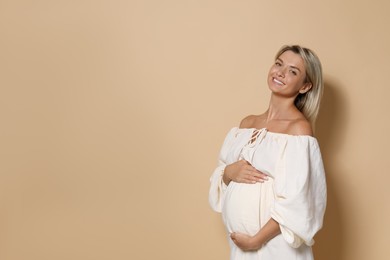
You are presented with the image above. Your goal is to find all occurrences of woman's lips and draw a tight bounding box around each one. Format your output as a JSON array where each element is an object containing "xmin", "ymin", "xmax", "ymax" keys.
[{"xmin": 273, "ymin": 78, "xmax": 285, "ymax": 85}]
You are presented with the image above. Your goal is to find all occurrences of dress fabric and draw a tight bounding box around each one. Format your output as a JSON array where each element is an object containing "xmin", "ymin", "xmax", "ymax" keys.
[{"xmin": 209, "ymin": 127, "xmax": 327, "ymax": 260}]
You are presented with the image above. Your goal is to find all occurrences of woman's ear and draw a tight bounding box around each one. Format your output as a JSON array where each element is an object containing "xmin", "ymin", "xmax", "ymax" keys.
[{"xmin": 299, "ymin": 82, "xmax": 312, "ymax": 94}]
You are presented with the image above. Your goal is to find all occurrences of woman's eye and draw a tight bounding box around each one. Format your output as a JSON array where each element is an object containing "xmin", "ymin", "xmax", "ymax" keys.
[
  {"xmin": 275, "ymin": 62, "xmax": 281, "ymax": 66},
  {"xmin": 290, "ymin": 70, "xmax": 297, "ymax": 75}
]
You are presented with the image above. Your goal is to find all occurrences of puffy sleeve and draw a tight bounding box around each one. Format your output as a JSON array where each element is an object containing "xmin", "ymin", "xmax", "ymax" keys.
[
  {"xmin": 270, "ymin": 136, "xmax": 327, "ymax": 248},
  {"xmin": 208, "ymin": 128, "xmax": 237, "ymax": 213}
]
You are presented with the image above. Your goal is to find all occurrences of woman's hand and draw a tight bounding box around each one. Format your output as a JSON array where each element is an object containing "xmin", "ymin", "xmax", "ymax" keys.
[
  {"xmin": 230, "ymin": 232, "xmax": 260, "ymax": 251},
  {"xmin": 223, "ymin": 160, "xmax": 268, "ymax": 185}
]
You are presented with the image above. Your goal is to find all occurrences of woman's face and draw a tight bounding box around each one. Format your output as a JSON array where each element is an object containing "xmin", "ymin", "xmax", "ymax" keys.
[{"xmin": 267, "ymin": 50, "xmax": 311, "ymax": 97}]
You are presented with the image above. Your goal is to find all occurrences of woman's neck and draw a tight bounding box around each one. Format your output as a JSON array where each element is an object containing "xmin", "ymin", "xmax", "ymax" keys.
[{"xmin": 264, "ymin": 95, "xmax": 298, "ymax": 122}]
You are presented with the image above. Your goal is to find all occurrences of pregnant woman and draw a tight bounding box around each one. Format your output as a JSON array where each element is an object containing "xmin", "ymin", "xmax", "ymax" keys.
[{"xmin": 209, "ymin": 45, "xmax": 327, "ymax": 260}]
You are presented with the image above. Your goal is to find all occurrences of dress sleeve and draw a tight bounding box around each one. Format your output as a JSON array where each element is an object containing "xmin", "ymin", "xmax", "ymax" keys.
[
  {"xmin": 208, "ymin": 128, "xmax": 237, "ymax": 213},
  {"xmin": 270, "ymin": 137, "xmax": 327, "ymax": 248}
]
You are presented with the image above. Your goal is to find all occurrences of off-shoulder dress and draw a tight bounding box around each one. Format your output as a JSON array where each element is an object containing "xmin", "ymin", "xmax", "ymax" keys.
[{"xmin": 209, "ymin": 127, "xmax": 327, "ymax": 260}]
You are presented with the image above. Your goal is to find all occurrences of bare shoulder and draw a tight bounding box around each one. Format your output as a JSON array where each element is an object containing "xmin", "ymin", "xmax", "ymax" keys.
[
  {"xmin": 240, "ymin": 114, "xmax": 264, "ymax": 128},
  {"xmin": 239, "ymin": 115, "xmax": 256, "ymax": 128},
  {"xmin": 289, "ymin": 118, "xmax": 313, "ymax": 136}
]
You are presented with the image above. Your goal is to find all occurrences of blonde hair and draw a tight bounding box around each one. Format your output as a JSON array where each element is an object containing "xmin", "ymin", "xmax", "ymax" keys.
[{"xmin": 275, "ymin": 45, "xmax": 324, "ymax": 127}]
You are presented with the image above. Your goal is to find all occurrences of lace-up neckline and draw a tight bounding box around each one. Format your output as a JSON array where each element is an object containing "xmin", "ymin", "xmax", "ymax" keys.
[{"xmin": 247, "ymin": 128, "xmax": 267, "ymax": 145}]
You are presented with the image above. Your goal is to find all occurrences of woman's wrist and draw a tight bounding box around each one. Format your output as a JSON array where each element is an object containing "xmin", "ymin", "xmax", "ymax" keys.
[
  {"xmin": 251, "ymin": 218, "xmax": 280, "ymax": 250},
  {"xmin": 222, "ymin": 166, "xmax": 231, "ymax": 185},
  {"xmin": 251, "ymin": 234, "xmax": 265, "ymax": 250}
]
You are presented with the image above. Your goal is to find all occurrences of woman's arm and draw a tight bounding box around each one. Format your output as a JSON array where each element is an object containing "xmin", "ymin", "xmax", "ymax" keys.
[{"xmin": 230, "ymin": 218, "xmax": 281, "ymax": 251}]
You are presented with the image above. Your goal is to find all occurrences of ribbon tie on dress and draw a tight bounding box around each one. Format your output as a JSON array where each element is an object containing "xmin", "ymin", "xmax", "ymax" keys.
[{"xmin": 239, "ymin": 128, "xmax": 267, "ymax": 162}]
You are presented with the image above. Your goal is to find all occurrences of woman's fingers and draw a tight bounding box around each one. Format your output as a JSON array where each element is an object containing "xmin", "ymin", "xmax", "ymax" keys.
[
  {"xmin": 245, "ymin": 169, "xmax": 268, "ymax": 183},
  {"xmin": 231, "ymin": 160, "xmax": 269, "ymax": 184},
  {"xmin": 253, "ymin": 171, "xmax": 268, "ymax": 181}
]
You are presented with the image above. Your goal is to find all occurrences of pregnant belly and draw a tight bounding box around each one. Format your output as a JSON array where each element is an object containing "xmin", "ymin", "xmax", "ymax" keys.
[{"xmin": 222, "ymin": 182, "xmax": 261, "ymax": 235}]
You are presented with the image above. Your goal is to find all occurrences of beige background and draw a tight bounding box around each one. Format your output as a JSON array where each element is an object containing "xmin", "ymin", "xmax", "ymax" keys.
[{"xmin": 1, "ymin": 0, "xmax": 389, "ymax": 259}]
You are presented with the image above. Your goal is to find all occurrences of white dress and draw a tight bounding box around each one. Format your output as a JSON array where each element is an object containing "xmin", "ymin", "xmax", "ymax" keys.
[{"xmin": 209, "ymin": 127, "xmax": 327, "ymax": 260}]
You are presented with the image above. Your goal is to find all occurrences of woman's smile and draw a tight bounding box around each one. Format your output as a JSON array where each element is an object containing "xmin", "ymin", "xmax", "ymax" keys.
[{"xmin": 272, "ymin": 78, "xmax": 285, "ymax": 86}]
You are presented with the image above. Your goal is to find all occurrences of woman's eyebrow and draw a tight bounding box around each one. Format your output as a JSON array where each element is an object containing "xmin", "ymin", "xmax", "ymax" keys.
[
  {"xmin": 277, "ymin": 57, "xmax": 302, "ymax": 72},
  {"xmin": 289, "ymin": 65, "xmax": 301, "ymax": 72}
]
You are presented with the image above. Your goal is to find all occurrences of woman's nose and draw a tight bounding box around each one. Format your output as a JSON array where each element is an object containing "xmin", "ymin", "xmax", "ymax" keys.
[{"xmin": 276, "ymin": 68, "xmax": 285, "ymax": 77}]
